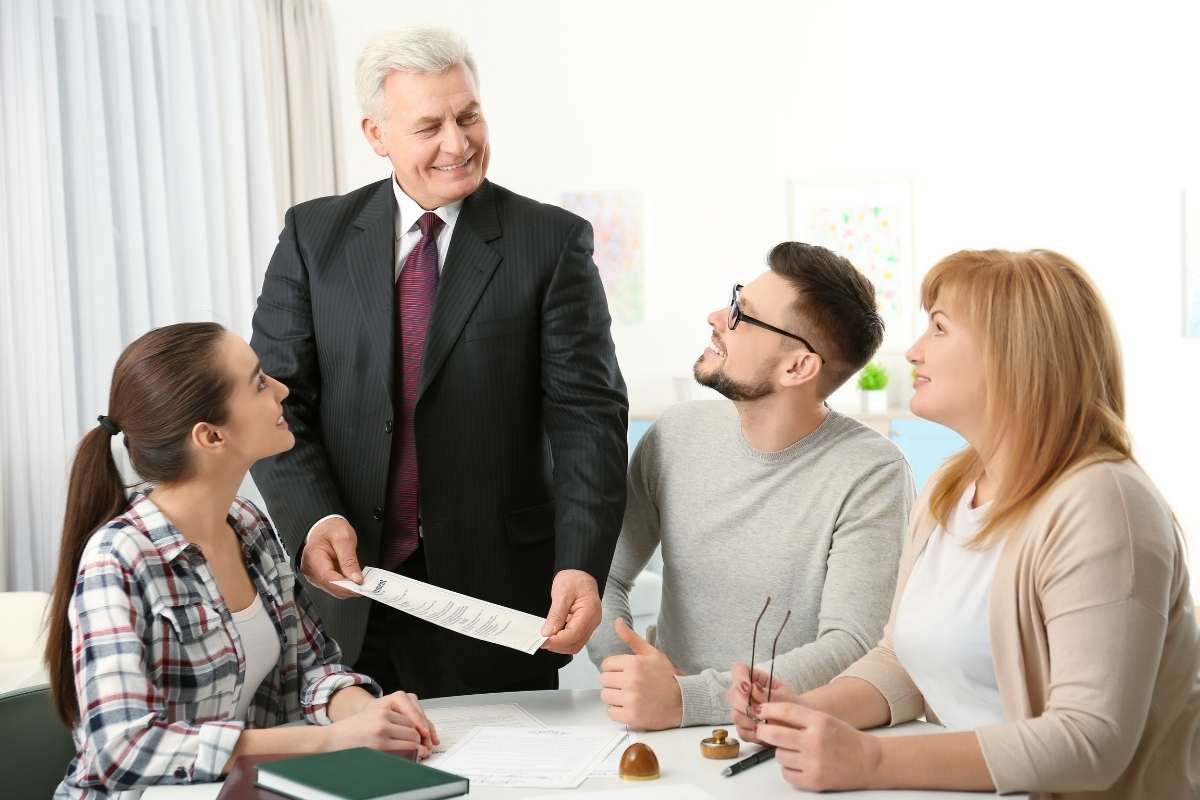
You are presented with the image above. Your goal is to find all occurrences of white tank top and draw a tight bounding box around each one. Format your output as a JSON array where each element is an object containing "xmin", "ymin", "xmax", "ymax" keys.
[{"xmin": 229, "ymin": 593, "xmax": 282, "ymax": 721}]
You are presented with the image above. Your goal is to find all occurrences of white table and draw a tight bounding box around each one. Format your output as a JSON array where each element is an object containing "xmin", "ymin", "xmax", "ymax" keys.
[{"xmin": 148, "ymin": 689, "xmax": 999, "ymax": 798}]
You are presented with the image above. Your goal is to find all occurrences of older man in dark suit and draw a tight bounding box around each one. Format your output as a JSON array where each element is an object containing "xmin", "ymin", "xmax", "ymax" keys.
[{"xmin": 250, "ymin": 27, "xmax": 627, "ymax": 697}]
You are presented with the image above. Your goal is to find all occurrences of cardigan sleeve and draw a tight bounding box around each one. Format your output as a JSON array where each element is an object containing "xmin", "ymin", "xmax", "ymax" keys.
[{"xmin": 976, "ymin": 463, "xmax": 1176, "ymax": 794}]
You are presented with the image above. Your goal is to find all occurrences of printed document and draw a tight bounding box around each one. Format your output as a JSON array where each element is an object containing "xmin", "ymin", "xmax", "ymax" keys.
[
  {"xmin": 433, "ymin": 725, "xmax": 626, "ymax": 789},
  {"xmin": 424, "ymin": 703, "xmax": 544, "ymax": 756},
  {"xmin": 333, "ymin": 567, "xmax": 548, "ymax": 654},
  {"xmin": 525, "ymin": 788, "xmax": 716, "ymax": 800},
  {"xmin": 589, "ymin": 732, "xmax": 632, "ymax": 777}
]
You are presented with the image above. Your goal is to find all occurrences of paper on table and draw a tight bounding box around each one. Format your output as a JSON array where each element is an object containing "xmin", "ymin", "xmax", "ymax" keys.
[
  {"xmin": 333, "ymin": 567, "xmax": 548, "ymax": 654},
  {"xmin": 524, "ymin": 787, "xmax": 716, "ymax": 800},
  {"xmin": 424, "ymin": 703, "xmax": 544, "ymax": 756},
  {"xmin": 589, "ymin": 731, "xmax": 631, "ymax": 777},
  {"xmin": 433, "ymin": 725, "xmax": 626, "ymax": 789}
]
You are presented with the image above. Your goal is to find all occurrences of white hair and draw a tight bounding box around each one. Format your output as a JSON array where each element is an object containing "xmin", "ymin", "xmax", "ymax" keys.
[{"xmin": 355, "ymin": 27, "xmax": 478, "ymax": 124}]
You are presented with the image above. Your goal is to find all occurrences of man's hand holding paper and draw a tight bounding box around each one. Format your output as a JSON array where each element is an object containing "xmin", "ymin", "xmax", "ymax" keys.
[
  {"xmin": 301, "ymin": 516, "xmax": 365, "ymax": 599},
  {"xmin": 334, "ymin": 567, "xmax": 550, "ymax": 654},
  {"xmin": 309, "ymin": 531, "xmax": 605, "ymax": 657},
  {"xmin": 540, "ymin": 568, "xmax": 603, "ymax": 655}
]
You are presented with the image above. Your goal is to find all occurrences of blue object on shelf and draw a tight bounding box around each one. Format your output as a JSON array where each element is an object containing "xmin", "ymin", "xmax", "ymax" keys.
[{"xmin": 889, "ymin": 418, "xmax": 967, "ymax": 493}]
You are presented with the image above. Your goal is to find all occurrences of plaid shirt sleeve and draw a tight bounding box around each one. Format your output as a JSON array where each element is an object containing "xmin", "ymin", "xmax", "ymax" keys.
[
  {"xmin": 242, "ymin": 501, "xmax": 382, "ymax": 725},
  {"xmin": 291, "ymin": 574, "xmax": 381, "ymax": 724},
  {"xmin": 70, "ymin": 531, "xmax": 243, "ymax": 790}
]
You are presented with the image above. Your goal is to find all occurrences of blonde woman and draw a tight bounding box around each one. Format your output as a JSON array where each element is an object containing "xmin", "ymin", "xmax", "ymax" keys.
[{"xmin": 726, "ymin": 250, "xmax": 1200, "ymax": 798}]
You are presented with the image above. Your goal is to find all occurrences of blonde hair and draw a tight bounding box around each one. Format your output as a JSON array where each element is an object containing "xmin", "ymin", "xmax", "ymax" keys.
[
  {"xmin": 922, "ymin": 249, "xmax": 1132, "ymax": 545},
  {"xmin": 356, "ymin": 27, "xmax": 477, "ymax": 124}
]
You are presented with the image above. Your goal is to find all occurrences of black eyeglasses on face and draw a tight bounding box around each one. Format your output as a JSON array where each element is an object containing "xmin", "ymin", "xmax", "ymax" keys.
[{"xmin": 728, "ymin": 284, "xmax": 824, "ymax": 362}]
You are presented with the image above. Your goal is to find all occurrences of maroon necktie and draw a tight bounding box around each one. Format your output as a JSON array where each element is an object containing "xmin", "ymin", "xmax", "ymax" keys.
[{"xmin": 382, "ymin": 211, "xmax": 444, "ymax": 569}]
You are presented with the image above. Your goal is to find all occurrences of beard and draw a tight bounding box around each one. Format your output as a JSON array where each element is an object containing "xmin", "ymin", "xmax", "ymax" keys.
[{"xmin": 693, "ymin": 356, "xmax": 773, "ymax": 402}]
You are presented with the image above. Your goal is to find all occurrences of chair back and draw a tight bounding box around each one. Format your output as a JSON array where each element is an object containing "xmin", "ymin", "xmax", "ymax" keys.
[{"xmin": 0, "ymin": 684, "xmax": 75, "ymax": 800}]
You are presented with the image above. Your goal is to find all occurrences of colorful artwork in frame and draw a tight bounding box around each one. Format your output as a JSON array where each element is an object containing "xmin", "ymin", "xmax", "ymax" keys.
[
  {"xmin": 560, "ymin": 190, "xmax": 645, "ymax": 325},
  {"xmin": 790, "ymin": 180, "xmax": 915, "ymax": 348},
  {"xmin": 1186, "ymin": 190, "xmax": 1200, "ymax": 337}
]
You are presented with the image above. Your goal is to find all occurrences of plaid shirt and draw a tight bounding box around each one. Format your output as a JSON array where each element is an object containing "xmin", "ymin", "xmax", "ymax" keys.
[{"xmin": 56, "ymin": 492, "xmax": 380, "ymax": 799}]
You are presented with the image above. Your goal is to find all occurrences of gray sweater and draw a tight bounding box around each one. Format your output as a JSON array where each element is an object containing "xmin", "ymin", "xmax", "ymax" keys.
[{"xmin": 588, "ymin": 400, "xmax": 913, "ymax": 726}]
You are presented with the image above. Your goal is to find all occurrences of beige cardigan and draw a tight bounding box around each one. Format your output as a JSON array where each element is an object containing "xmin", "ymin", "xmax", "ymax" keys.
[{"xmin": 840, "ymin": 459, "xmax": 1200, "ymax": 798}]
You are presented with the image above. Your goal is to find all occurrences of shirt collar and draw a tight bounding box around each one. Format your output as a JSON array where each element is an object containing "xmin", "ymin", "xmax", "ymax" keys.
[
  {"xmin": 392, "ymin": 175, "xmax": 462, "ymax": 238},
  {"xmin": 125, "ymin": 490, "xmax": 256, "ymax": 564}
]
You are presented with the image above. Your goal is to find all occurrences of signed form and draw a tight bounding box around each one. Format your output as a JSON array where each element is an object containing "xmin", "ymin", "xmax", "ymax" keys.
[
  {"xmin": 433, "ymin": 726, "xmax": 626, "ymax": 789},
  {"xmin": 424, "ymin": 703, "xmax": 544, "ymax": 756},
  {"xmin": 332, "ymin": 567, "xmax": 548, "ymax": 654}
]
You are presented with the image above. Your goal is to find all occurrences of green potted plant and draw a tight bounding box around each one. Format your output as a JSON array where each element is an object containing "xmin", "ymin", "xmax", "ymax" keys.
[{"xmin": 857, "ymin": 362, "xmax": 889, "ymax": 414}]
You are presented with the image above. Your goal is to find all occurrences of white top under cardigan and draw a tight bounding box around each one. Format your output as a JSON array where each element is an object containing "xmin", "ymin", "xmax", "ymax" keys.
[
  {"xmin": 892, "ymin": 484, "xmax": 1007, "ymax": 730},
  {"xmin": 892, "ymin": 485, "xmax": 1030, "ymax": 799}
]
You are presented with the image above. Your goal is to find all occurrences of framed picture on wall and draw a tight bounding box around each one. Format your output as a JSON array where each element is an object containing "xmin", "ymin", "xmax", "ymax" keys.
[
  {"xmin": 789, "ymin": 179, "xmax": 916, "ymax": 350},
  {"xmin": 559, "ymin": 190, "xmax": 646, "ymax": 326},
  {"xmin": 1185, "ymin": 189, "xmax": 1200, "ymax": 338}
]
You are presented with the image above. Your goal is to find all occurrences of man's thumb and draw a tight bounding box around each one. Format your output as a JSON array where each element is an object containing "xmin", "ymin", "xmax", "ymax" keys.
[
  {"xmin": 334, "ymin": 539, "xmax": 363, "ymax": 583},
  {"xmin": 614, "ymin": 617, "xmax": 656, "ymax": 655},
  {"xmin": 541, "ymin": 597, "xmax": 568, "ymax": 637}
]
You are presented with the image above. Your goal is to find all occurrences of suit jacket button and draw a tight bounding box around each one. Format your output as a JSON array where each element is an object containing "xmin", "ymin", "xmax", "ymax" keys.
[
  {"xmin": 373, "ymin": 507, "xmax": 383, "ymax": 520},
  {"xmin": 384, "ymin": 419, "xmax": 393, "ymax": 434}
]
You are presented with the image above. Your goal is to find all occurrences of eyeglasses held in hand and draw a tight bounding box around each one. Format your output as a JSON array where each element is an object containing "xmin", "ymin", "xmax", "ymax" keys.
[{"xmin": 747, "ymin": 596, "xmax": 791, "ymax": 722}]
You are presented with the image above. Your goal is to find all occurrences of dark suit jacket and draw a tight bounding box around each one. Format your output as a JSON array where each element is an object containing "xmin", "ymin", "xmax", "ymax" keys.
[{"xmin": 249, "ymin": 178, "xmax": 628, "ymax": 686}]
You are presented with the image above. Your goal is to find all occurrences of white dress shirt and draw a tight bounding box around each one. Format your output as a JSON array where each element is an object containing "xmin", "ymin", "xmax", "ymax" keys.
[
  {"xmin": 392, "ymin": 175, "xmax": 462, "ymax": 278},
  {"xmin": 306, "ymin": 176, "xmax": 464, "ymax": 543}
]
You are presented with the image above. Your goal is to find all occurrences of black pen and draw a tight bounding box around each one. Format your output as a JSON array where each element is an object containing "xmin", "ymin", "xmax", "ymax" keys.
[{"xmin": 721, "ymin": 745, "xmax": 776, "ymax": 777}]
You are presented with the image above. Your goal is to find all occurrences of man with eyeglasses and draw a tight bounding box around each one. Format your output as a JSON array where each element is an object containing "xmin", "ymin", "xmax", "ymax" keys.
[{"xmin": 588, "ymin": 242, "xmax": 914, "ymax": 730}]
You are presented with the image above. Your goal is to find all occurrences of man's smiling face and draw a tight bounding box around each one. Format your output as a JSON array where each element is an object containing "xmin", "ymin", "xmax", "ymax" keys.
[
  {"xmin": 364, "ymin": 63, "xmax": 490, "ymax": 210},
  {"xmin": 694, "ymin": 272, "xmax": 806, "ymax": 402}
]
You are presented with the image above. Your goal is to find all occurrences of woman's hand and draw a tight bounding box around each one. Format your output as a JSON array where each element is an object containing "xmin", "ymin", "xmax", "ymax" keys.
[
  {"xmin": 725, "ymin": 662, "xmax": 802, "ymax": 743},
  {"xmin": 754, "ymin": 701, "xmax": 882, "ymax": 791},
  {"xmin": 387, "ymin": 691, "xmax": 438, "ymax": 749},
  {"xmin": 322, "ymin": 691, "xmax": 438, "ymax": 758}
]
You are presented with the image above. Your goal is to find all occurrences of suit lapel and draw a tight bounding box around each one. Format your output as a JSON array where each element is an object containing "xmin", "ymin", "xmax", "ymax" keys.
[
  {"xmin": 346, "ymin": 180, "xmax": 397, "ymax": 401},
  {"xmin": 419, "ymin": 181, "xmax": 502, "ymax": 400}
]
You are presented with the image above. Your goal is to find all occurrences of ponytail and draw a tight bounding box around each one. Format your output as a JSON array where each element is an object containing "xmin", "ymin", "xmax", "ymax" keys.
[
  {"xmin": 45, "ymin": 425, "xmax": 128, "ymax": 726},
  {"xmin": 44, "ymin": 321, "xmax": 230, "ymax": 727}
]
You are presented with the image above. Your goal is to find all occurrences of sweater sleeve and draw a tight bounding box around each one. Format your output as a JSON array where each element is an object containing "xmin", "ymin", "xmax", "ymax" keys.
[
  {"xmin": 975, "ymin": 464, "xmax": 1176, "ymax": 794},
  {"xmin": 587, "ymin": 423, "xmax": 663, "ymax": 667},
  {"xmin": 676, "ymin": 457, "xmax": 915, "ymax": 727},
  {"xmin": 837, "ymin": 487, "xmax": 937, "ymax": 727}
]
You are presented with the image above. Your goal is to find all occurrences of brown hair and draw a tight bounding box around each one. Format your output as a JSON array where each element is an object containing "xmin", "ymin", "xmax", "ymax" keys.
[
  {"xmin": 921, "ymin": 249, "xmax": 1132, "ymax": 545},
  {"xmin": 767, "ymin": 242, "xmax": 885, "ymax": 398},
  {"xmin": 45, "ymin": 322, "xmax": 235, "ymax": 726}
]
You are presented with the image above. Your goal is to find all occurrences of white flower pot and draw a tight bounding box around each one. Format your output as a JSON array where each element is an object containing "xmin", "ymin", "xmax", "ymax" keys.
[{"xmin": 861, "ymin": 389, "xmax": 889, "ymax": 414}]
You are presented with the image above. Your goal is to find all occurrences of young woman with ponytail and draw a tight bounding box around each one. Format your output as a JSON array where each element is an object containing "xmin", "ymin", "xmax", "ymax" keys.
[{"xmin": 47, "ymin": 323, "xmax": 437, "ymax": 798}]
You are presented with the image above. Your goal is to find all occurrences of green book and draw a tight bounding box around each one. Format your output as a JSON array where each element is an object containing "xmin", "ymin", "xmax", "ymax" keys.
[{"xmin": 255, "ymin": 748, "xmax": 468, "ymax": 800}]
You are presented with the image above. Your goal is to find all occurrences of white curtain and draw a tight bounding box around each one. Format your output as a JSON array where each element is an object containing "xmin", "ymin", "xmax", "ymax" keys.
[
  {"xmin": 0, "ymin": 0, "xmax": 278, "ymax": 590},
  {"xmin": 258, "ymin": 0, "xmax": 343, "ymax": 214}
]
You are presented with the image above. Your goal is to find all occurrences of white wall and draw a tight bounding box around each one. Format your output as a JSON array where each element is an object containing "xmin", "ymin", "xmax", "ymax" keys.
[{"xmin": 327, "ymin": 1, "xmax": 1200, "ymax": 576}]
